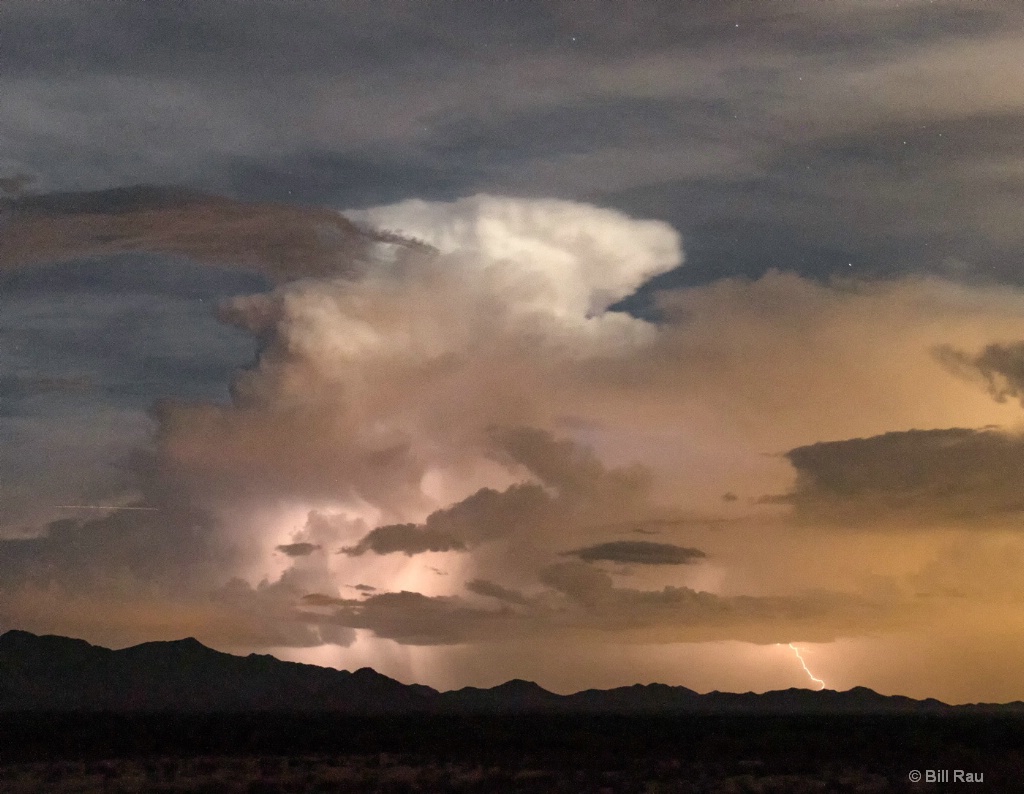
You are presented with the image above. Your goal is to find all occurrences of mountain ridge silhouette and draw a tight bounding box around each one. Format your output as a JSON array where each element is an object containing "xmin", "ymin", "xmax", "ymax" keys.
[{"xmin": 3, "ymin": 630, "xmax": 1021, "ymax": 714}]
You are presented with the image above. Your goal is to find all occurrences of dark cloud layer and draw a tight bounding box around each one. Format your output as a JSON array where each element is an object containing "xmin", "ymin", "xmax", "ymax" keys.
[
  {"xmin": 465, "ymin": 578, "xmax": 531, "ymax": 606},
  {"xmin": 275, "ymin": 542, "xmax": 320, "ymax": 557},
  {"xmin": 936, "ymin": 341, "xmax": 1024, "ymax": 407},
  {"xmin": 565, "ymin": 540, "xmax": 707, "ymax": 566},
  {"xmin": 0, "ymin": 186, "xmax": 423, "ymax": 281},
  {"xmin": 0, "ymin": 2, "xmax": 1010, "ymax": 78},
  {"xmin": 299, "ymin": 562, "xmax": 894, "ymax": 647},
  {"xmin": 0, "ymin": 506, "xmax": 217, "ymax": 593},
  {"xmin": 342, "ymin": 483, "xmax": 550, "ymax": 553},
  {"xmin": 338, "ymin": 427, "xmax": 657, "ymax": 562},
  {"xmin": 3, "ymin": 2, "xmax": 1024, "ymax": 290},
  {"xmin": 777, "ymin": 428, "xmax": 1024, "ymax": 526},
  {"xmin": 339, "ymin": 524, "xmax": 466, "ymax": 557}
]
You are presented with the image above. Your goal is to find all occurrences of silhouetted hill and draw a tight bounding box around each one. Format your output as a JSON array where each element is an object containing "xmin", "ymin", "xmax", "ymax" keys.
[
  {"xmin": 442, "ymin": 679, "xmax": 565, "ymax": 712},
  {"xmin": 0, "ymin": 630, "xmax": 434, "ymax": 712},
  {"xmin": 3, "ymin": 630, "xmax": 1023, "ymax": 714}
]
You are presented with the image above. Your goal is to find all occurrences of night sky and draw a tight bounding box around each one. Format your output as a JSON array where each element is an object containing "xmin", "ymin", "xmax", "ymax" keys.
[{"xmin": 3, "ymin": 1, "xmax": 1024, "ymax": 704}]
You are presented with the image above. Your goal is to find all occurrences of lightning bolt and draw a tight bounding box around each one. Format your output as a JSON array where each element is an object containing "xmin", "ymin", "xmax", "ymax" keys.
[{"xmin": 787, "ymin": 643, "xmax": 826, "ymax": 690}]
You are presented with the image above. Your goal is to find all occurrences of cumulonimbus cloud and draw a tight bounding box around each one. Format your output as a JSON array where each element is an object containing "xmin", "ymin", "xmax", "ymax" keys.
[{"xmin": 5, "ymin": 188, "xmax": 1024, "ymax": 662}]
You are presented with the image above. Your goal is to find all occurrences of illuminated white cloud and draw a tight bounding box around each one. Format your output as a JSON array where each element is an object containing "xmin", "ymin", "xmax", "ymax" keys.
[
  {"xmin": 8, "ymin": 191, "xmax": 1024, "ymax": 703},
  {"xmin": 346, "ymin": 194, "xmax": 682, "ymax": 319}
]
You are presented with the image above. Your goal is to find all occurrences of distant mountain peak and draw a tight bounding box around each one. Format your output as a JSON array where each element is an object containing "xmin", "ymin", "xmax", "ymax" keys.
[
  {"xmin": 162, "ymin": 637, "xmax": 210, "ymax": 649},
  {"xmin": 492, "ymin": 679, "xmax": 552, "ymax": 693},
  {"xmin": 0, "ymin": 629, "xmax": 96, "ymax": 650},
  {"xmin": 0, "ymin": 629, "xmax": 37, "ymax": 642},
  {"xmin": 124, "ymin": 636, "xmax": 222, "ymax": 655}
]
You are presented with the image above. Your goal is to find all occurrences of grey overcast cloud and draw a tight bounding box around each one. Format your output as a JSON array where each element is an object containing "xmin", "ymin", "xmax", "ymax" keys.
[{"xmin": 4, "ymin": 1, "xmax": 1024, "ymax": 703}]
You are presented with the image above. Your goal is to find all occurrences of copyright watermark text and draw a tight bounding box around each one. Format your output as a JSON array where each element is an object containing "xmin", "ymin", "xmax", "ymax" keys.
[{"xmin": 909, "ymin": 769, "xmax": 984, "ymax": 783}]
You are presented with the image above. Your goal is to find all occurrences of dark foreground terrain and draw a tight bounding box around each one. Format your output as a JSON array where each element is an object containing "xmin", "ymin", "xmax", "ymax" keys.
[
  {"xmin": 0, "ymin": 712, "xmax": 1020, "ymax": 792},
  {"xmin": 3, "ymin": 632, "xmax": 1020, "ymax": 790}
]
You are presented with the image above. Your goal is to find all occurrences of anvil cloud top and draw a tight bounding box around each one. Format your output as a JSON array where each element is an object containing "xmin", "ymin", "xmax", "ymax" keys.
[{"xmin": 3, "ymin": 1, "xmax": 1024, "ymax": 703}]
